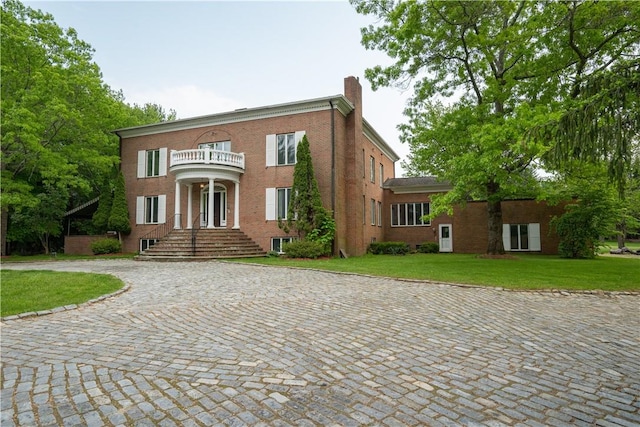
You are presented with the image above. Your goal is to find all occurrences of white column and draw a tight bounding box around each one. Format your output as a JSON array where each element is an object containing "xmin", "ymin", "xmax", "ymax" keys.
[
  {"xmin": 207, "ymin": 178, "xmax": 215, "ymax": 228},
  {"xmin": 186, "ymin": 184, "xmax": 193, "ymax": 229},
  {"xmin": 233, "ymin": 181, "xmax": 240, "ymax": 229},
  {"xmin": 174, "ymin": 180, "xmax": 181, "ymax": 229}
]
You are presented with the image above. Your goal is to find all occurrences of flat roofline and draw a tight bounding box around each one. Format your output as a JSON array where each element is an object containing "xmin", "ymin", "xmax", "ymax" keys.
[{"xmin": 114, "ymin": 95, "xmax": 355, "ymax": 138}]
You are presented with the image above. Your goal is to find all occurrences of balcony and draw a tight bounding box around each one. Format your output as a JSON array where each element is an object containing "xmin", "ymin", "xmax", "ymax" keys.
[{"xmin": 170, "ymin": 148, "xmax": 245, "ymax": 170}]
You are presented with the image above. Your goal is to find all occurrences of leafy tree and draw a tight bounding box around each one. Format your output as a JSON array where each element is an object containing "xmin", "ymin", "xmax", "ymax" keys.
[
  {"xmin": 1, "ymin": 0, "xmax": 122, "ymax": 253},
  {"xmin": 92, "ymin": 182, "xmax": 113, "ymax": 233},
  {"xmin": 544, "ymin": 162, "xmax": 640, "ymax": 250},
  {"xmin": 1, "ymin": 0, "xmax": 176, "ymax": 255},
  {"xmin": 108, "ymin": 172, "xmax": 130, "ymax": 241},
  {"xmin": 352, "ymin": 0, "xmax": 640, "ymax": 254},
  {"xmin": 6, "ymin": 184, "xmax": 68, "ymax": 254},
  {"xmin": 279, "ymin": 135, "xmax": 335, "ymax": 252}
]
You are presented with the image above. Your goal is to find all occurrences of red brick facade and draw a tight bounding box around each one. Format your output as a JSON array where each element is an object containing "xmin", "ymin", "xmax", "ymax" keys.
[
  {"xmin": 383, "ymin": 184, "xmax": 566, "ymax": 255},
  {"xmin": 116, "ymin": 77, "xmax": 565, "ymax": 256},
  {"xmin": 117, "ymin": 77, "xmax": 397, "ymax": 256}
]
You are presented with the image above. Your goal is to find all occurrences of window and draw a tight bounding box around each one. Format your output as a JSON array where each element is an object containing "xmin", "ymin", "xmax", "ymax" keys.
[
  {"xmin": 136, "ymin": 195, "xmax": 166, "ymax": 224},
  {"xmin": 503, "ymin": 223, "xmax": 541, "ymax": 251},
  {"xmin": 147, "ymin": 150, "xmax": 160, "ymax": 177},
  {"xmin": 379, "ymin": 164, "xmax": 384, "ymax": 187},
  {"xmin": 137, "ymin": 148, "xmax": 167, "ymax": 178},
  {"xmin": 370, "ymin": 156, "xmax": 375, "ymax": 183},
  {"xmin": 272, "ymin": 237, "xmax": 294, "ymax": 253},
  {"xmin": 362, "ymin": 195, "xmax": 366, "ymax": 225},
  {"xmin": 371, "ymin": 199, "xmax": 376, "ymax": 225},
  {"xmin": 146, "ymin": 196, "xmax": 160, "ymax": 223},
  {"xmin": 391, "ymin": 203, "xmax": 430, "ymax": 226},
  {"xmin": 278, "ymin": 133, "xmax": 296, "ymax": 165},
  {"xmin": 277, "ymin": 188, "xmax": 292, "ymax": 220},
  {"xmin": 139, "ymin": 239, "xmax": 158, "ymax": 252},
  {"xmin": 266, "ymin": 131, "xmax": 304, "ymax": 166},
  {"xmin": 199, "ymin": 141, "xmax": 231, "ymax": 152},
  {"xmin": 377, "ymin": 201, "xmax": 382, "ymax": 227}
]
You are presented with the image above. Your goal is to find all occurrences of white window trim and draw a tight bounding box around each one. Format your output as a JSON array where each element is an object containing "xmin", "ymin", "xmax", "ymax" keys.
[
  {"xmin": 390, "ymin": 202, "xmax": 431, "ymax": 227},
  {"xmin": 266, "ymin": 131, "xmax": 305, "ymax": 167},
  {"xmin": 370, "ymin": 156, "xmax": 375, "ymax": 183},
  {"xmin": 137, "ymin": 148, "xmax": 167, "ymax": 178},
  {"xmin": 271, "ymin": 236, "xmax": 295, "ymax": 254},
  {"xmin": 370, "ymin": 199, "xmax": 376, "ymax": 226},
  {"xmin": 136, "ymin": 195, "xmax": 166, "ymax": 224},
  {"xmin": 503, "ymin": 223, "xmax": 541, "ymax": 252}
]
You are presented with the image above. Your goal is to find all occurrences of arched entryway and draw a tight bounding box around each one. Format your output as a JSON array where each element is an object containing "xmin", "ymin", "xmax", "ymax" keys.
[{"xmin": 200, "ymin": 184, "xmax": 227, "ymax": 228}]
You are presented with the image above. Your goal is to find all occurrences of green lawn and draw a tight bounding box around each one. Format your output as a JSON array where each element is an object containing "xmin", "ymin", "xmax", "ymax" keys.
[
  {"xmin": 1, "ymin": 253, "xmax": 135, "ymax": 263},
  {"xmin": 233, "ymin": 253, "xmax": 639, "ymax": 292},
  {"xmin": 1, "ymin": 270, "xmax": 124, "ymax": 317}
]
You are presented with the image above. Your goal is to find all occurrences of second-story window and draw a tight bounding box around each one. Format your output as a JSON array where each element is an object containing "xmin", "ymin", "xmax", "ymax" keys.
[
  {"xmin": 199, "ymin": 141, "xmax": 231, "ymax": 152},
  {"xmin": 277, "ymin": 133, "xmax": 296, "ymax": 165},
  {"xmin": 370, "ymin": 156, "xmax": 375, "ymax": 183},
  {"xmin": 137, "ymin": 148, "xmax": 167, "ymax": 178},
  {"xmin": 146, "ymin": 149, "xmax": 160, "ymax": 177}
]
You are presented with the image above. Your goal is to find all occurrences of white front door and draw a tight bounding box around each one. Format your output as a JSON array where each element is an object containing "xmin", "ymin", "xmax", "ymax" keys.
[
  {"xmin": 200, "ymin": 186, "xmax": 227, "ymax": 227},
  {"xmin": 439, "ymin": 224, "xmax": 453, "ymax": 252}
]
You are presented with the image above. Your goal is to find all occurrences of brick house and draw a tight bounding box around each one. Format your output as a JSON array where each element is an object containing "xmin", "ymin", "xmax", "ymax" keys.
[
  {"xmin": 115, "ymin": 76, "xmax": 563, "ymax": 257},
  {"xmin": 383, "ymin": 177, "xmax": 566, "ymax": 255}
]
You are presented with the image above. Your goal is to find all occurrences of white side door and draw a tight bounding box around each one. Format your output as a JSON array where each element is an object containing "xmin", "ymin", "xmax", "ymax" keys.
[{"xmin": 439, "ymin": 224, "xmax": 453, "ymax": 252}]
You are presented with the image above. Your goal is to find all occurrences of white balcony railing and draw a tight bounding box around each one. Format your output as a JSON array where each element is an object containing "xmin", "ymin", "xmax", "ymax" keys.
[{"xmin": 170, "ymin": 148, "xmax": 245, "ymax": 170}]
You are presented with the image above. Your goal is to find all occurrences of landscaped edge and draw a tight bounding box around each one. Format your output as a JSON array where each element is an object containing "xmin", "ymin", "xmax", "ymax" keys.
[{"xmin": 0, "ymin": 283, "xmax": 131, "ymax": 322}]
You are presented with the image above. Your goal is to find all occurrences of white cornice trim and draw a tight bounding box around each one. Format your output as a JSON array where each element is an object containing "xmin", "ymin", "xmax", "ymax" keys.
[
  {"xmin": 115, "ymin": 96, "xmax": 355, "ymax": 138},
  {"xmin": 363, "ymin": 118, "xmax": 400, "ymax": 162}
]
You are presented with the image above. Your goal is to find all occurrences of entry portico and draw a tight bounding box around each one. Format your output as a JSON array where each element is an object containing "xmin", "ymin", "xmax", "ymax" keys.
[{"xmin": 169, "ymin": 147, "xmax": 244, "ymax": 230}]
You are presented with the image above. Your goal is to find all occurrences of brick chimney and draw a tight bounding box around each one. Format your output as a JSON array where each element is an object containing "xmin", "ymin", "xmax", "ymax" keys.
[{"xmin": 344, "ymin": 76, "xmax": 363, "ymax": 122}]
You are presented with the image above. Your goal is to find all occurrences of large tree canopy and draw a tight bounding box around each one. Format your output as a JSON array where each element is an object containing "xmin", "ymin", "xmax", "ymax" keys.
[
  {"xmin": 1, "ymin": 0, "xmax": 175, "ymax": 254},
  {"xmin": 352, "ymin": 0, "xmax": 639, "ymax": 254}
]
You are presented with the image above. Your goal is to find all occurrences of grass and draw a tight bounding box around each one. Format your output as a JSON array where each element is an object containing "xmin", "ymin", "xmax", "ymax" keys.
[
  {"xmin": 233, "ymin": 253, "xmax": 639, "ymax": 292},
  {"xmin": 0, "ymin": 270, "xmax": 124, "ymax": 317},
  {"xmin": 1, "ymin": 253, "xmax": 135, "ymax": 263}
]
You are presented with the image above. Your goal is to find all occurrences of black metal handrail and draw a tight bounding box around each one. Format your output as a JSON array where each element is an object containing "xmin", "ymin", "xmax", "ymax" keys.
[
  {"xmin": 191, "ymin": 213, "xmax": 201, "ymax": 256},
  {"xmin": 139, "ymin": 214, "xmax": 179, "ymax": 243}
]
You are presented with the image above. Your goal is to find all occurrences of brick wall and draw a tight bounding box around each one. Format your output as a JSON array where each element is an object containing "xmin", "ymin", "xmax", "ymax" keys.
[
  {"xmin": 64, "ymin": 235, "xmax": 113, "ymax": 255},
  {"xmin": 120, "ymin": 76, "xmax": 392, "ymax": 257},
  {"xmin": 383, "ymin": 193, "xmax": 566, "ymax": 255}
]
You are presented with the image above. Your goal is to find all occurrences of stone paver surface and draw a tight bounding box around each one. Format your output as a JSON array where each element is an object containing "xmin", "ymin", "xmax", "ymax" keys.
[{"xmin": 1, "ymin": 259, "xmax": 638, "ymax": 427}]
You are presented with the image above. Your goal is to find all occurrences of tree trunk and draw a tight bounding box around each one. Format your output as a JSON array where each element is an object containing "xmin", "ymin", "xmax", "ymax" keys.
[
  {"xmin": 486, "ymin": 181, "xmax": 505, "ymax": 255},
  {"xmin": 617, "ymin": 220, "xmax": 626, "ymax": 249}
]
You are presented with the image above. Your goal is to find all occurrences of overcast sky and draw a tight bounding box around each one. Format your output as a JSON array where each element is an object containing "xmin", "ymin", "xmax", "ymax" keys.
[{"xmin": 26, "ymin": 0, "xmax": 413, "ymax": 176}]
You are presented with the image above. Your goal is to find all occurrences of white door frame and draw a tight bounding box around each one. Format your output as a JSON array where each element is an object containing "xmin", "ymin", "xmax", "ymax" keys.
[
  {"xmin": 200, "ymin": 184, "xmax": 227, "ymax": 227},
  {"xmin": 439, "ymin": 224, "xmax": 453, "ymax": 252}
]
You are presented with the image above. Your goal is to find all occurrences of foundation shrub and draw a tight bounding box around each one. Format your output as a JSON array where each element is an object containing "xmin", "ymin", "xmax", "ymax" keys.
[
  {"xmin": 90, "ymin": 238, "xmax": 122, "ymax": 255},
  {"xmin": 368, "ymin": 242, "xmax": 410, "ymax": 255},
  {"xmin": 282, "ymin": 240, "xmax": 328, "ymax": 259},
  {"xmin": 418, "ymin": 242, "xmax": 440, "ymax": 253}
]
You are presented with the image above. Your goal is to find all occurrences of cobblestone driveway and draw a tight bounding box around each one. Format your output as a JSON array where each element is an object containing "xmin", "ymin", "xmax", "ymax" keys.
[{"xmin": 1, "ymin": 260, "xmax": 639, "ymax": 427}]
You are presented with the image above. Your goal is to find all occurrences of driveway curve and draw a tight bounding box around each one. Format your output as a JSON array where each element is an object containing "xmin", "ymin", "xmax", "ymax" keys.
[{"xmin": 1, "ymin": 259, "xmax": 638, "ymax": 427}]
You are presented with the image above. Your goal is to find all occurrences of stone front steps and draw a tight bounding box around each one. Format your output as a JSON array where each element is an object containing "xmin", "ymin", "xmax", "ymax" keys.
[{"xmin": 136, "ymin": 229, "xmax": 266, "ymax": 261}]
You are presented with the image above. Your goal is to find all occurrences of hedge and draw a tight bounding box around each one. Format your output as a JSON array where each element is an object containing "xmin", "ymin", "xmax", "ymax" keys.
[
  {"xmin": 90, "ymin": 238, "xmax": 122, "ymax": 255},
  {"xmin": 368, "ymin": 241, "xmax": 410, "ymax": 255}
]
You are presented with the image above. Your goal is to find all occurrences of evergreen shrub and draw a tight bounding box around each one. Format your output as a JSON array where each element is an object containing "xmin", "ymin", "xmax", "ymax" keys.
[
  {"xmin": 418, "ymin": 242, "xmax": 440, "ymax": 253},
  {"xmin": 368, "ymin": 242, "xmax": 410, "ymax": 255},
  {"xmin": 282, "ymin": 240, "xmax": 328, "ymax": 259},
  {"xmin": 91, "ymin": 238, "xmax": 122, "ymax": 255}
]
